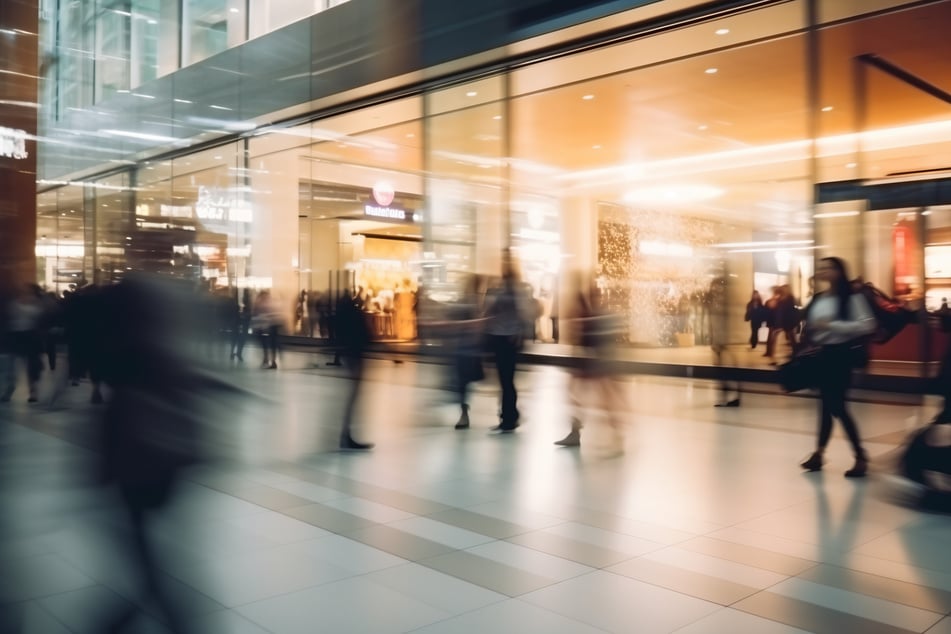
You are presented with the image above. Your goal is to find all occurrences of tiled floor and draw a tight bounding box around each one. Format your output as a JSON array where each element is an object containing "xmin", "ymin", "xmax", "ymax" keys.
[{"xmin": 1, "ymin": 352, "xmax": 949, "ymax": 633}]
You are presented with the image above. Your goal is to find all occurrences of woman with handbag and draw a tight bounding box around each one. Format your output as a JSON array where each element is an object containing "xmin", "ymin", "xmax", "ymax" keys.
[{"xmin": 799, "ymin": 257, "xmax": 876, "ymax": 477}]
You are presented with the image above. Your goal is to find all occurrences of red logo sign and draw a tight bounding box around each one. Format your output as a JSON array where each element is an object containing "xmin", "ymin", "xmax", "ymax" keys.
[{"xmin": 372, "ymin": 182, "xmax": 395, "ymax": 207}]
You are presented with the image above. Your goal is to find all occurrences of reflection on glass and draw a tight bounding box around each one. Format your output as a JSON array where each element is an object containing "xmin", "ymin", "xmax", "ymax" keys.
[{"xmin": 185, "ymin": 0, "xmax": 230, "ymax": 64}]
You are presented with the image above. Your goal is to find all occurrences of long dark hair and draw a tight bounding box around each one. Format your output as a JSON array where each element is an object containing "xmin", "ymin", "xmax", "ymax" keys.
[{"xmin": 821, "ymin": 256, "xmax": 853, "ymax": 319}]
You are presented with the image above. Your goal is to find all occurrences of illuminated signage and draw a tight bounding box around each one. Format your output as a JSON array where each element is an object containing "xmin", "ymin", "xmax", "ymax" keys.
[
  {"xmin": 195, "ymin": 186, "xmax": 253, "ymax": 223},
  {"xmin": 0, "ymin": 127, "xmax": 28, "ymax": 159},
  {"xmin": 365, "ymin": 205, "xmax": 406, "ymax": 220},
  {"xmin": 363, "ymin": 181, "xmax": 418, "ymax": 223}
]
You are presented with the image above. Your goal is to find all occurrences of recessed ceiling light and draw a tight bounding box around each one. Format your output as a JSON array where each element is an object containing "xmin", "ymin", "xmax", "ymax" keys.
[
  {"xmin": 592, "ymin": 144, "xmax": 601, "ymax": 149},
  {"xmin": 229, "ymin": 7, "xmax": 239, "ymax": 12},
  {"xmin": 822, "ymin": 106, "xmax": 834, "ymax": 112},
  {"xmin": 846, "ymin": 162, "xmax": 857, "ymax": 168},
  {"xmin": 213, "ymin": 155, "xmax": 222, "ymax": 160},
  {"xmin": 466, "ymin": 91, "xmax": 477, "ymax": 97},
  {"xmin": 493, "ymin": 115, "xmax": 502, "ymax": 120},
  {"xmin": 715, "ymin": 28, "xmax": 730, "ymax": 35},
  {"xmin": 582, "ymin": 94, "xmax": 595, "ymax": 100},
  {"xmin": 705, "ymin": 68, "xmax": 718, "ymax": 74},
  {"xmin": 698, "ymin": 125, "xmax": 708, "ymax": 131},
  {"xmin": 406, "ymin": 133, "xmax": 415, "ymax": 138}
]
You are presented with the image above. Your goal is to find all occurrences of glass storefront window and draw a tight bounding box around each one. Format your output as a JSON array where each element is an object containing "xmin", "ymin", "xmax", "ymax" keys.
[
  {"xmin": 248, "ymin": 97, "xmax": 423, "ymax": 338},
  {"xmin": 426, "ymin": 77, "xmax": 505, "ymax": 299},
  {"xmin": 184, "ymin": 0, "xmax": 244, "ymax": 65},
  {"xmin": 510, "ymin": 14, "xmax": 811, "ymax": 355},
  {"xmin": 94, "ymin": 173, "xmax": 134, "ymax": 283}
]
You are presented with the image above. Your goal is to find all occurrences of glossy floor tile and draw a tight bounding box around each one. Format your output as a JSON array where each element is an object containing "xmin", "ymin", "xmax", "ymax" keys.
[{"xmin": 1, "ymin": 355, "xmax": 950, "ymax": 633}]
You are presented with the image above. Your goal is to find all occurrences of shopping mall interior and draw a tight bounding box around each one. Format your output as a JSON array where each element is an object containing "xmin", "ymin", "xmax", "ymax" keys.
[{"xmin": 29, "ymin": 0, "xmax": 951, "ymax": 370}]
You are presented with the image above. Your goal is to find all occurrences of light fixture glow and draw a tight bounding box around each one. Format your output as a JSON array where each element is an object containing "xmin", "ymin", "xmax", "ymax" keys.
[
  {"xmin": 715, "ymin": 28, "xmax": 730, "ymax": 35},
  {"xmin": 592, "ymin": 144, "xmax": 601, "ymax": 149},
  {"xmin": 582, "ymin": 94, "xmax": 595, "ymax": 100},
  {"xmin": 846, "ymin": 162, "xmax": 857, "ymax": 168},
  {"xmin": 812, "ymin": 211, "xmax": 860, "ymax": 219},
  {"xmin": 493, "ymin": 115, "xmax": 502, "ymax": 120},
  {"xmin": 698, "ymin": 125, "xmax": 708, "ymax": 131},
  {"xmin": 705, "ymin": 68, "xmax": 718, "ymax": 74},
  {"xmin": 822, "ymin": 106, "xmax": 834, "ymax": 112},
  {"xmin": 623, "ymin": 184, "xmax": 723, "ymax": 205},
  {"xmin": 466, "ymin": 91, "xmax": 477, "ymax": 97}
]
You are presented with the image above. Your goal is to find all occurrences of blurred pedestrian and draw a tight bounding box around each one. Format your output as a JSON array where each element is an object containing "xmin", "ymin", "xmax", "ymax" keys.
[
  {"xmin": 799, "ymin": 257, "xmax": 876, "ymax": 477},
  {"xmin": 483, "ymin": 254, "xmax": 534, "ymax": 433},
  {"xmin": 252, "ymin": 289, "xmax": 281, "ymax": 369},
  {"xmin": 744, "ymin": 290, "xmax": 765, "ymax": 350},
  {"xmin": 555, "ymin": 272, "xmax": 627, "ymax": 450},
  {"xmin": 710, "ymin": 275, "xmax": 741, "ymax": 407},
  {"xmin": 0, "ymin": 284, "xmax": 14, "ymax": 403},
  {"xmin": 336, "ymin": 290, "xmax": 374, "ymax": 450},
  {"xmin": 449, "ymin": 275, "xmax": 485, "ymax": 430},
  {"xmin": 94, "ymin": 274, "xmax": 204, "ymax": 633},
  {"xmin": 231, "ymin": 288, "xmax": 251, "ymax": 362},
  {"xmin": 6, "ymin": 284, "xmax": 44, "ymax": 403}
]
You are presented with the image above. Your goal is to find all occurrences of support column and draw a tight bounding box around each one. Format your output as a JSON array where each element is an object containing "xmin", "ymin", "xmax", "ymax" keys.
[{"xmin": 0, "ymin": 0, "xmax": 38, "ymax": 290}]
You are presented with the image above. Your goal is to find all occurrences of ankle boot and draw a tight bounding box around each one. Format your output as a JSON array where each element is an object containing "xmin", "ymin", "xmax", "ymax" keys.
[
  {"xmin": 845, "ymin": 456, "xmax": 868, "ymax": 478},
  {"xmin": 555, "ymin": 418, "xmax": 582, "ymax": 447},
  {"xmin": 800, "ymin": 451, "xmax": 824, "ymax": 472},
  {"xmin": 455, "ymin": 405, "xmax": 470, "ymax": 430}
]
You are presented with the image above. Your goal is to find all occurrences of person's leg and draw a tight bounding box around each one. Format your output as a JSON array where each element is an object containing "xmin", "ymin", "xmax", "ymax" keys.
[
  {"xmin": 555, "ymin": 373, "xmax": 583, "ymax": 446},
  {"xmin": 498, "ymin": 340, "xmax": 518, "ymax": 427},
  {"xmin": 765, "ymin": 327, "xmax": 777, "ymax": 359},
  {"xmin": 826, "ymin": 372, "xmax": 867, "ymax": 476},
  {"xmin": 268, "ymin": 325, "xmax": 280, "ymax": 368},
  {"xmin": 340, "ymin": 354, "xmax": 372, "ymax": 449},
  {"xmin": 0, "ymin": 353, "xmax": 14, "ymax": 401},
  {"xmin": 802, "ymin": 377, "xmax": 835, "ymax": 471},
  {"xmin": 454, "ymin": 357, "xmax": 470, "ymax": 429}
]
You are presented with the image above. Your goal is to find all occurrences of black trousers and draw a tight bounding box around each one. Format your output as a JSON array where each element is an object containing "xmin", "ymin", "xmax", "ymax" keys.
[
  {"xmin": 816, "ymin": 344, "xmax": 866, "ymax": 459},
  {"xmin": 488, "ymin": 335, "xmax": 519, "ymax": 427}
]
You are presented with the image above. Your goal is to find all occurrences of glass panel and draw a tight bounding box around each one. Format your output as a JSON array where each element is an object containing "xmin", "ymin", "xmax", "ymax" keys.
[
  {"xmin": 54, "ymin": 0, "xmax": 95, "ymax": 117},
  {"xmin": 95, "ymin": 1, "xmax": 132, "ymax": 102},
  {"xmin": 165, "ymin": 143, "xmax": 244, "ymax": 287},
  {"xmin": 94, "ymin": 173, "xmax": 133, "ymax": 283},
  {"xmin": 925, "ymin": 206, "xmax": 951, "ymax": 378},
  {"xmin": 130, "ymin": 0, "xmax": 161, "ymax": 87},
  {"xmin": 511, "ymin": 16, "xmax": 810, "ymax": 363},
  {"xmin": 184, "ymin": 0, "xmax": 234, "ymax": 65},
  {"xmin": 816, "ymin": 2, "xmax": 951, "ymax": 183},
  {"xmin": 249, "ymin": 0, "xmax": 320, "ymax": 39},
  {"xmin": 425, "ymin": 77, "xmax": 504, "ymax": 311},
  {"xmin": 248, "ymin": 97, "xmax": 423, "ymax": 340}
]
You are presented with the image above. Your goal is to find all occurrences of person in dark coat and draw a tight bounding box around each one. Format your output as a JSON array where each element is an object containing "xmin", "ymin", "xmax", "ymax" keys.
[
  {"xmin": 336, "ymin": 290, "xmax": 374, "ymax": 450},
  {"xmin": 94, "ymin": 274, "xmax": 203, "ymax": 633},
  {"xmin": 744, "ymin": 290, "xmax": 765, "ymax": 349}
]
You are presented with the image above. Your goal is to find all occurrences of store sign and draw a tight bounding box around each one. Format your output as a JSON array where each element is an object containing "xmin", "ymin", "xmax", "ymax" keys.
[
  {"xmin": 364, "ymin": 181, "xmax": 419, "ymax": 223},
  {"xmin": 195, "ymin": 186, "xmax": 253, "ymax": 223},
  {"xmin": 0, "ymin": 127, "xmax": 28, "ymax": 159}
]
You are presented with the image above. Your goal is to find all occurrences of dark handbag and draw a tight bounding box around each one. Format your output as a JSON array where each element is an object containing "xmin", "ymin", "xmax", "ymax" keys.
[{"xmin": 777, "ymin": 348, "xmax": 820, "ymax": 392}]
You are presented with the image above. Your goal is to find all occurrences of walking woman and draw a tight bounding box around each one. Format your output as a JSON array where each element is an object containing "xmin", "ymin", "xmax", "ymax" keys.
[
  {"xmin": 800, "ymin": 257, "xmax": 876, "ymax": 477},
  {"xmin": 744, "ymin": 290, "xmax": 765, "ymax": 349}
]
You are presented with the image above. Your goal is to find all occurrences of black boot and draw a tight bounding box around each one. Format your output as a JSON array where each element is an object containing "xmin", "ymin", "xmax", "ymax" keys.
[
  {"xmin": 455, "ymin": 405, "xmax": 470, "ymax": 430},
  {"xmin": 340, "ymin": 433, "xmax": 374, "ymax": 451}
]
